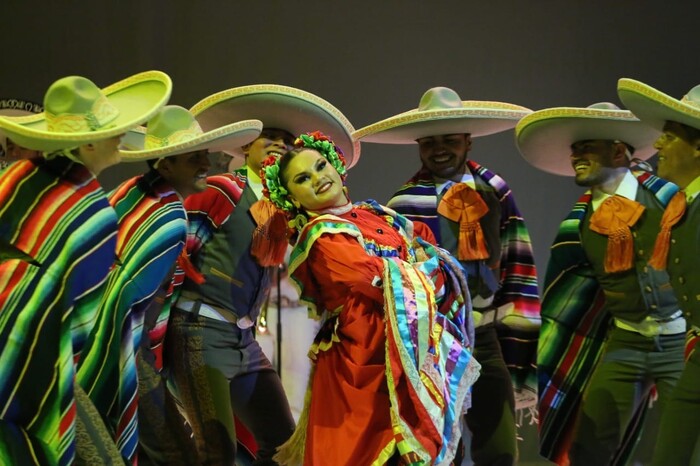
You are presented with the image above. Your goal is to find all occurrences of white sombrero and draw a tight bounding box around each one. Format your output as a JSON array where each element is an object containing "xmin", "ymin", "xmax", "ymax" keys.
[
  {"xmin": 515, "ymin": 102, "xmax": 659, "ymax": 176},
  {"xmin": 618, "ymin": 78, "xmax": 700, "ymax": 132},
  {"xmin": 353, "ymin": 87, "xmax": 532, "ymax": 144},
  {"xmin": 120, "ymin": 105, "xmax": 263, "ymax": 162},
  {"xmin": 190, "ymin": 84, "xmax": 360, "ymax": 168},
  {"xmin": 0, "ymin": 71, "xmax": 172, "ymax": 152},
  {"xmin": 0, "ymin": 98, "xmax": 43, "ymax": 153}
]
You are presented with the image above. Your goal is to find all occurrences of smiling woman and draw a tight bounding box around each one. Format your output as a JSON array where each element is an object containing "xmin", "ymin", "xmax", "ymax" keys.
[
  {"xmin": 281, "ymin": 147, "xmax": 348, "ymax": 212},
  {"xmin": 258, "ymin": 131, "xmax": 480, "ymax": 465}
]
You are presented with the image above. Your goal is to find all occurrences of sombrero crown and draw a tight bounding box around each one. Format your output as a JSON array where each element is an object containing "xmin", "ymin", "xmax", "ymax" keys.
[
  {"xmin": 120, "ymin": 105, "xmax": 263, "ymax": 162},
  {"xmin": 190, "ymin": 84, "xmax": 360, "ymax": 168},
  {"xmin": 353, "ymin": 86, "xmax": 532, "ymax": 144},
  {"xmin": 618, "ymin": 78, "xmax": 700, "ymax": 133},
  {"xmin": 515, "ymin": 102, "xmax": 659, "ymax": 176},
  {"xmin": 0, "ymin": 71, "xmax": 172, "ymax": 152}
]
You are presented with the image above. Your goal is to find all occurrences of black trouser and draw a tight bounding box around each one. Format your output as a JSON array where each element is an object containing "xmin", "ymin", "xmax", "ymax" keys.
[{"xmin": 166, "ymin": 309, "xmax": 295, "ymax": 465}]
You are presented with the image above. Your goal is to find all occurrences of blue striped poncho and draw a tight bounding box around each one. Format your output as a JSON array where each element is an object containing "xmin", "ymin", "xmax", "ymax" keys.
[
  {"xmin": 75, "ymin": 170, "xmax": 187, "ymax": 463},
  {"xmin": 388, "ymin": 160, "xmax": 541, "ymax": 407}
]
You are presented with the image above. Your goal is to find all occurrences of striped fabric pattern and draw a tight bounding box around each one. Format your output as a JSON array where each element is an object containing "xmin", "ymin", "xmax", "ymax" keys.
[
  {"xmin": 75, "ymin": 170, "xmax": 187, "ymax": 464},
  {"xmin": 0, "ymin": 156, "xmax": 118, "ymax": 466},
  {"xmin": 537, "ymin": 170, "xmax": 678, "ymax": 464},
  {"xmin": 383, "ymin": 249, "xmax": 480, "ymax": 465},
  {"xmin": 388, "ymin": 160, "xmax": 541, "ymax": 400}
]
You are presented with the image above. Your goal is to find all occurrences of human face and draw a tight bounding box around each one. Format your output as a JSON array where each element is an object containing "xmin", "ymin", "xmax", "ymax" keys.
[
  {"xmin": 570, "ymin": 140, "xmax": 624, "ymax": 188},
  {"xmin": 158, "ymin": 149, "xmax": 211, "ymax": 198},
  {"xmin": 654, "ymin": 121, "xmax": 700, "ymax": 188},
  {"xmin": 242, "ymin": 128, "xmax": 295, "ymax": 173},
  {"xmin": 283, "ymin": 149, "xmax": 346, "ymax": 212},
  {"xmin": 77, "ymin": 134, "xmax": 124, "ymax": 175},
  {"xmin": 6, "ymin": 138, "xmax": 41, "ymax": 161},
  {"xmin": 417, "ymin": 133, "xmax": 471, "ymax": 179}
]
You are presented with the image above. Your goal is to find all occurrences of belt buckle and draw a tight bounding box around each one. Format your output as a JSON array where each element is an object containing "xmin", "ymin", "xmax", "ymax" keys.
[{"xmin": 638, "ymin": 317, "xmax": 662, "ymax": 337}]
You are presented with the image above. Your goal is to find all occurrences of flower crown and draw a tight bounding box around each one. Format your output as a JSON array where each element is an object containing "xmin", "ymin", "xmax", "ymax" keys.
[{"xmin": 261, "ymin": 130, "xmax": 347, "ymax": 213}]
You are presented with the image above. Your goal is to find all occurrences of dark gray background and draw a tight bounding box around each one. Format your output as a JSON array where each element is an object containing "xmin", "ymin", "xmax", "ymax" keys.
[{"xmin": 3, "ymin": 2, "xmax": 699, "ymax": 463}]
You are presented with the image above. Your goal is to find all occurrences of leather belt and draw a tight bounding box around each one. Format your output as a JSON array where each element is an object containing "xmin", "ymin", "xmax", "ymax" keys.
[
  {"xmin": 614, "ymin": 311, "xmax": 686, "ymax": 337},
  {"xmin": 175, "ymin": 297, "xmax": 255, "ymax": 329}
]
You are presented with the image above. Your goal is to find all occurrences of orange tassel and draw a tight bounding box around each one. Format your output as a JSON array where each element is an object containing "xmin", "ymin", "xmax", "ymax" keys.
[
  {"xmin": 589, "ymin": 196, "xmax": 645, "ymax": 274},
  {"xmin": 649, "ymin": 192, "xmax": 687, "ymax": 270},
  {"xmin": 437, "ymin": 183, "xmax": 490, "ymax": 261},
  {"xmin": 250, "ymin": 199, "xmax": 289, "ymax": 266},
  {"xmin": 177, "ymin": 249, "xmax": 205, "ymax": 284},
  {"xmin": 604, "ymin": 228, "xmax": 636, "ymax": 273}
]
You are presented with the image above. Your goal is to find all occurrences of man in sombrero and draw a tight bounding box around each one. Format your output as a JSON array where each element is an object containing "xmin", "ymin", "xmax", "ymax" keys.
[
  {"xmin": 0, "ymin": 71, "xmax": 171, "ymax": 466},
  {"xmin": 164, "ymin": 84, "xmax": 360, "ymax": 464},
  {"xmin": 0, "ymin": 98, "xmax": 43, "ymax": 170},
  {"xmin": 515, "ymin": 102, "xmax": 686, "ymax": 465},
  {"xmin": 354, "ymin": 86, "xmax": 541, "ymax": 466},
  {"xmin": 74, "ymin": 105, "xmax": 262, "ymax": 465},
  {"xmin": 618, "ymin": 79, "xmax": 700, "ymax": 466}
]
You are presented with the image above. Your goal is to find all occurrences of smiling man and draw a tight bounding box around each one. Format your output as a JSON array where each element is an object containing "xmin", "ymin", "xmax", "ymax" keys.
[
  {"xmin": 618, "ymin": 79, "xmax": 700, "ymax": 466},
  {"xmin": 74, "ymin": 105, "xmax": 263, "ymax": 465},
  {"xmin": 355, "ymin": 87, "xmax": 541, "ymax": 466},
  {"xmin": 516, "ymin": 102, "xmax": 686, "ymax": 466},
  {"xmin": 164, "ymin": 85, "xmax": 360, "ymax": 465}
]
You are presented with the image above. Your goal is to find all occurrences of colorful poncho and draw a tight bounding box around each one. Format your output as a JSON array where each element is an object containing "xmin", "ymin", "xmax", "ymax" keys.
[
  {"xmin": 388, "ymin": 160, "xmax": 541, "ymax": 407},
  {"xmin": 537, "ymin": 170, "xmax": 678, "ymax": 464},
  {"xmin": 0, "ymin": 156, "xmax": 118, "ymax": 466},
  {"xmin": 76, "ymin": 170, "xmax": 187, "ymax": 463},
  {"xmin": 274, "ymin": 200, "xmax": 479, "ymax": 466}
]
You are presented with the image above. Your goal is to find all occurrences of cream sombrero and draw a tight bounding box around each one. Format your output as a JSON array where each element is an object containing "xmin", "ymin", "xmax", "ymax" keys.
[
  {"xmin": 515, "ymin": 102, "xmax": 659, "ymax": 176},
  {"xmin": 120, "ymin": 105, "xmax": 263, "ymax": 162},
  {"xmin": 353, "ymin": 87, "xmax": 532, "ymax": 144},
  {"xmin": 0, "ymin": 98, "xmax": 43, "ymax": 151},
  {"xmin": 618, "ymin": 78, "xmax": 700, "ymax": 132},
  {"xmin": 189, "ymin": 84, "xmax": 360, "ymax": 168},
  {"xmin": 0, "ymin": 70, "xmax": 172, "ymax": 152}
]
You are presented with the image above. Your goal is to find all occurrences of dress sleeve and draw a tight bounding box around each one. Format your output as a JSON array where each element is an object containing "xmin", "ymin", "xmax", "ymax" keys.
[
  {"xmin": 295, "ymin": 232, "xmax": 385, "ymax": 306},
  {"xmin": 412, "ymin": 220, "xmax": 438, "ymax": 246}
]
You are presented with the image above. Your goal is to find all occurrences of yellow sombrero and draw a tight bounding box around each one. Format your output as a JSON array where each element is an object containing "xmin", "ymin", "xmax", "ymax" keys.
[
  {"xmin": 618, "ymin": 78, "xmax": 700, "ymax": 132},
  {"xmin": 0, "ymin": 71, "xmax": 172, "ymax": 152},
  {"xmin": 120, "ymin": 105, "xmax": 262, "ymax": 162},
  {"xmin": 515, "ymin": 102, "xmax": 659, "ymax": 176},
  {"xmin": 353, "ymin": 87, "xmax": 532, "ymax": 144},
  {"xmin": 190, "ymin": 84, "xmax": 360, "ymax": 168}
]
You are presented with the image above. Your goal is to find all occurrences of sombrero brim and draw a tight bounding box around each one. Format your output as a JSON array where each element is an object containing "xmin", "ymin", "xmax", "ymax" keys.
[
  {"xmin": 120, "ymin": 119, "xmax": 263, "ymax": 162},
  {"xmin": 0, "ymin": 71, "xmax": 172, "ymax": 152},
  {"xmin": 190, "ymin": 84, "xmax": 360, "ymax": 168},
  {"xmin": 353, "ymin": 101, "xmax": 532, "ymax": 144},
  {"xmin": 618, "ymin": 78, "xmax": 700, "ymax": 132},
  {"xmin": 515, "ymin": 107, "xmax": 659, "ymax": 177},
  {"xmin": 0, "ymin": 100, "xmax": 43, "ymax": 150}
]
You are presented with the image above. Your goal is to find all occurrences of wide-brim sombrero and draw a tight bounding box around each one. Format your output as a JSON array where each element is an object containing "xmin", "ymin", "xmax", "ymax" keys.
[
  {"xmin": 353, "ymin": 87, "xmax": 532, "ymax": 144},
  {"xmin": 121, "ymin": 120, "xmax": 263, "ymax": 162},
  {"xmin": 618, "ymin": 78, "xmax": 700, "ymax": 133},
  {"xmin": 0, "ymin": 98, "xmax": 43, "ymax": 151},
  {"xmin": 0, "ymin": 71, "xmax": 172, "ymax": 152},
  {"xmin": 515, "ymin": 103, "xmax": 659, "ymax": 176},
  {"xmin": 190, "ymin": 84, "xmax": 360, "ymax": 168}
]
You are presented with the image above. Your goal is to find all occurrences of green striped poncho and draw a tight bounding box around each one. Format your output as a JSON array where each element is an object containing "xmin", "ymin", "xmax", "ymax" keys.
[{"xmin": 0, "ymin": 156, "xmax": 118, "ymax": 466}]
